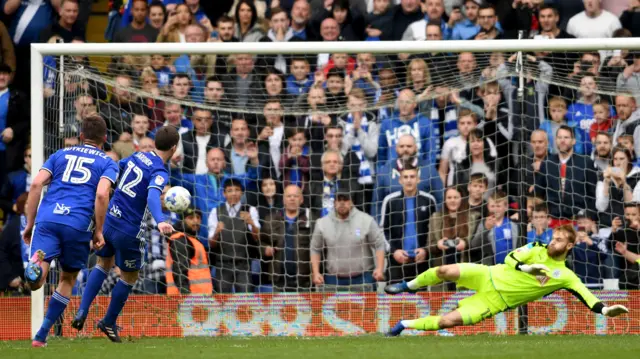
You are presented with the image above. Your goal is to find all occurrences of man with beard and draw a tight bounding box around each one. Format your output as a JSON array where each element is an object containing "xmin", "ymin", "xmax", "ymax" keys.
[
  {"xmin": 612, "ymin": 95, "xmax": 640, "ymax": 155},
  {"xmin": 385, "ymin": 225, "xmax": 629, "ymax": 336},
  {"xmin": 165, "ymin": 206, "xmax": 213, "ymax": 295},
  {"xmin": 535, "ymin": 125, "xmax": 597, "ymax": 226},
  {"xmin": 593, "ymin": 132, "xmax": 612, "ymax": 173}
]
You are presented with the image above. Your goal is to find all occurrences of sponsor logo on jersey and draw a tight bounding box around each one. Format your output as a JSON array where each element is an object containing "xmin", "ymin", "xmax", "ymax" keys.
[
  {"xmin": 53, "ymin": 203, "xmax": 71, "ymax": 215},
  {"xmin": 109, "ymin": 205, "xmax": 122, "ymax": 218},
  {"xmin": 155, "ymin": 175, "xmax": 165, "ymax": 186},
  {"xmin": 536, "ymin": 275, "xmax": 549, "ymax": 286}
]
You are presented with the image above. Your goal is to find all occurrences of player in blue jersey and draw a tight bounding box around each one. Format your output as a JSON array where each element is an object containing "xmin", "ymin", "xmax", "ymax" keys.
[
  {"xmin": 71, "ymin": 126, "xmax": 180, "ymax": 342},
  {"xmin": 23, "ymin": 116, "xmax": 119, "ymax": 348}
]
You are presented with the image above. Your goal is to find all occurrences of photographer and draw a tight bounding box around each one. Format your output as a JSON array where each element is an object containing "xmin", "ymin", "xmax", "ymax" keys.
[{"xmin": 428, "ymin": 186, "xmax": 480, "ymax": 291}]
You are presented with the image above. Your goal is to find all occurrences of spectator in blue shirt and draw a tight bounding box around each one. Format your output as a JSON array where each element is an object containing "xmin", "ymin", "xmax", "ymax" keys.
[
  {"xmin": 527, "ymin": 203, "xmax": 553, "ymax": 244},
  {"xmin": 286, "ymin": 57, "xmax": 314, "ymax": 96}
]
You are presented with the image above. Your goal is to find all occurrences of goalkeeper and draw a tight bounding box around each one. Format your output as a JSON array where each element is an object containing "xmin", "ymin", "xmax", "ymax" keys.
[{"xmin": 385, "ymin": 224, "xmax": 629, "ymax": 336}]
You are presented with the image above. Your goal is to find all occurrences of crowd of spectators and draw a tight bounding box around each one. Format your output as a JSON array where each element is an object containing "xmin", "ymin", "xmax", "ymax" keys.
[{"xmin": 2, "ymin": 0, "xmax": 640, "ymax": 295}]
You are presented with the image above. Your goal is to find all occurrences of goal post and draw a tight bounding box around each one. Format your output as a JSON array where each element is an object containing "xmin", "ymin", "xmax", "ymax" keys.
[{"xmin": 26, "ymin": 38, "xmax": 640, "ymax": 339}]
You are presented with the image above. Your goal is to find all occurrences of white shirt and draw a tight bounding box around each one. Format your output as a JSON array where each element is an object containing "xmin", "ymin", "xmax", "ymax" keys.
[
  {"xmin": 207, "ymin": 202, "xmax": 261, "ymax": 240},
  {"xmin": 195, "ymin": 134, "xmax": 210, "ymax": 174},
  {"xmin": 269, "ymin": 125, "xmax": 284, "ymax": 177},
  {"xmin": 566, "ymin": 10, "xmax": 622, "ymax": 39},
  {"xmin": 441, "ymin": 136, "xmax": 467, "ymax": 186}
]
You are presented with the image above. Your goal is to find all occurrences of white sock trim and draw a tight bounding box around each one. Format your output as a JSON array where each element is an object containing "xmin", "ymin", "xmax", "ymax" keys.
[{"xmin": 407, "ymin": 279, "xmax": 420, "ymax": 290}]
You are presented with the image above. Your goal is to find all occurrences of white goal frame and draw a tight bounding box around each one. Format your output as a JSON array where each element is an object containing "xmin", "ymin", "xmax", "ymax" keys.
[{"xmin": 29, "ymin": 37, "xmax": 640, "ymax": 338}]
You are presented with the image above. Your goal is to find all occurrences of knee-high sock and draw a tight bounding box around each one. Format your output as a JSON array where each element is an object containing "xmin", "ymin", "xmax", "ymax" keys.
[
  {"xmin": 407, "ymin": 267, "xmax": 442, "ymax": 289},
  {"xmin": 102, "ymin": 279, "xmax": 133, "ymax": 326},
  {"xmin": 78, "ymin": 265, "xmax": 109, "ymax": 314},
  {"xmin": 35, "ymin": 291, "xmax": 69, "ymax": 342},
  {"xmin": 401, "ymin": 316, "xmax": 441, "ymax": 331}
]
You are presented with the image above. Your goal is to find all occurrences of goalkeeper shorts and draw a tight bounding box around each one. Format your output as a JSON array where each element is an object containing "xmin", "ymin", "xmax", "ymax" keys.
[{"xmin": 455, "ymin": 263, "xmax": 509, "ymax": 326}]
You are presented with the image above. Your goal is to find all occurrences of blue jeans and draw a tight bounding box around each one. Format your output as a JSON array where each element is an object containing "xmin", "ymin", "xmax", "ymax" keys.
[{"xmin": 323, "ymin": 272, "xmax": 375, "ymax": 292}]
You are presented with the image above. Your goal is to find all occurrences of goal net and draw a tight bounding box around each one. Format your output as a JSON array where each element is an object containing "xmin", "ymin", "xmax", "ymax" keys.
[{"xmin": 9, "ymin": 39, "xmax": 640, "ymax": 340}]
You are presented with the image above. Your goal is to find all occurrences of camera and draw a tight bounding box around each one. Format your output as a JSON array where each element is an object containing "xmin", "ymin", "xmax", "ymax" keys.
[{"xmin": 445, "ymin": 238, "xmax": 460, "ymax": 248}]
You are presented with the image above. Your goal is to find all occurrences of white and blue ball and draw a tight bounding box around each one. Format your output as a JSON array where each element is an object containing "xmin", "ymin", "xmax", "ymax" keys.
[{"xmin": 164, "ymin": 186, "xmax": 191, "ymax": 213}]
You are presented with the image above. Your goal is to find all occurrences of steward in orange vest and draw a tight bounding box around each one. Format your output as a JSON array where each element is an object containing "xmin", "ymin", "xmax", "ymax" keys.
[{"xmin": 166, "ymin": 207, "xmax": 213, "ymax": 295}]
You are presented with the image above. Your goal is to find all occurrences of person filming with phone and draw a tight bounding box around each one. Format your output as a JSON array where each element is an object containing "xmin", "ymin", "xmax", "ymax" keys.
[{"xmin": 595, "ymin": 146, "xmax": 640, "ymax": 228}]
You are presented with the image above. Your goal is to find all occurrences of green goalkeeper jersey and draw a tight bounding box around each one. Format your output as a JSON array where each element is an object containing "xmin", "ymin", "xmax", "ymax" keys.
[{"xmin": 490, "ymin": 242, "xmax": 603, "ymax": 313}]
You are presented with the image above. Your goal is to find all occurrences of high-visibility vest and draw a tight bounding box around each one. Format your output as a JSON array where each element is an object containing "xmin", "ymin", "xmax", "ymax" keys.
[{"xmin": 166, "ymin": 232, "xmax": 213, "ymax": 295}]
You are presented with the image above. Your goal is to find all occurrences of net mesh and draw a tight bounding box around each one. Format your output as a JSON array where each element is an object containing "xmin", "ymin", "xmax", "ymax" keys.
[{"xmin": 13, "ymin": 46, "xmax": 640, "ymax": 339}]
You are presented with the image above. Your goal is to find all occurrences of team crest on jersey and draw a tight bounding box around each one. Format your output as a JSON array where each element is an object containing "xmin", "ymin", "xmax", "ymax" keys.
[
  {"xmin": 155, "ymin": 175, "xmax": 165, "ymax": 186},
  {"xmin": 536, "ymin": 275, "xmax": 549, "ymax": 286}
]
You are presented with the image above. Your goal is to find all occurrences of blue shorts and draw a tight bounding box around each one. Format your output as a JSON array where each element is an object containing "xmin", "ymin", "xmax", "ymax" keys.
[
  {"xmin": 30, "ymin": 222, "xmax": 92, "ymax": 272},
  {"xmin": 96, "ymin": 224, "xmax": 146, "ymax": 272}
]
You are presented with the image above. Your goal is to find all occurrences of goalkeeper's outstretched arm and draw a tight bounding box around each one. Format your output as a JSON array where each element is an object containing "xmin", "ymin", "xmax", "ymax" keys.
[{"xmin": 565, "ymin": 273, "xmax": 629, "ymax": 317}]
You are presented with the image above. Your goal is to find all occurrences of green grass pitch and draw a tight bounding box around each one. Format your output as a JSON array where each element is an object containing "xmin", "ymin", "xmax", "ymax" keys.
[{"xmin": 2, "ymin": 335, "xmax": 639, "ymax": 359}]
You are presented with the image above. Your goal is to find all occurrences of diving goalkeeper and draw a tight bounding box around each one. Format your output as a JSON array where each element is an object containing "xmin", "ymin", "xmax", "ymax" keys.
[{"xmin": 385, "ymin": 224, "xmax": 629, "ymax": 336}]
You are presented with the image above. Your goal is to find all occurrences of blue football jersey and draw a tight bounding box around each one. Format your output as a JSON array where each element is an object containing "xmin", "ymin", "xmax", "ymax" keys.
[
  {"xmin": 106, "ymin": 151, "xmax": 169, "ymax": 237},
  {"xmin": 36, "ymin": 145, "xmax": 119, "ymax": 231}
]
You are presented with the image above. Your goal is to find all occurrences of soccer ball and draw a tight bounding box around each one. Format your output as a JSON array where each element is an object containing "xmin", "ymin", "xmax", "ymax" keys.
[{"xmin": 164, "ymin": 186, "xmax": 191, "ymax": 213}]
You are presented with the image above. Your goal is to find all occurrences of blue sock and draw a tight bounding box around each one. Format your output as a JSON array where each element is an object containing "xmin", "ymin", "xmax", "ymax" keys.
[
  {"xmin": 35, "ymin": 291, "xmax": 69, "ymax": 342},
  {"xmin": 78, "ymin": 265, "xmax": 109, "ymax": 315},
  {"xmin": 102, "ymin": 279, "xmax": 133, "ymax": 326}
]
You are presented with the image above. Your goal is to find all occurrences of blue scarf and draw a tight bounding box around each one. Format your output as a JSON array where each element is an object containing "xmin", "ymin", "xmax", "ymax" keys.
[
  {"xmin": 429, "ymin": 100, "xmax": 458, "ymax": 160},
  {"xmin": 321, "ymin": 180, "xmax": 336, "ymax": 217}
]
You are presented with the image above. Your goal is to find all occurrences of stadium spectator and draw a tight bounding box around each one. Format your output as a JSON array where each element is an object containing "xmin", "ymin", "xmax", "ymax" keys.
[
  {"xmin": 536, "ymin": 4, "xmax": 578, "ymax": 80},
  {"xmin": 234, "ymin": 0, "xmax": 265, "ymax": 42},
  {"xmin": 527, "ymin": 203, "xmax": 553, "ymax": 244},
  {"xmin": 287, "ymin": 0, "xmax": 317, "ymax": 41},
  {"xmin": 261, "ymin": 184, "xmax": 317, "ymax": 292},
  {"xmin": 469, "ymin": 4, "xmax": 502, "ymax": 40},
  {"xmin": 0, "ymin": 64, "xmax": 27, "ymax": 179},
  {"xmin": 259, "ymin": 100, "xmax": 286, "ymax": 176},
  {"xmin": 173, "ymin": 24, "xmax": 216, "ymax": 103},
  {"xmin": 179, "ymin": 108, "xmax": 221, "ymax": 174},
  {"xmin": 402, "ymin": 0, "xmax": 453, "ymax": 41},
  {"xmin": 373, "ymin": 134, "xmax": 443, "ymax": 220},
  {"xmin": 470, "ymin": 191, "xmax": 520, "ymax": 266},
  {"xmin": 151, "ymin": 102, "xmax": 191, "ymax": 140},
  {"xmin": 215, "ymin": 15, "xmax": 238, "ymax": 42},
  {"xmin": 613, "ymin": 203, "xmax": 640, "ymax": 289},
  {"xmin": 0, "ymin": 22, "xmax": 14, "ymax": 80},
  {"xmin": 286, "ymin": 57, "xmax": 314, "ymax": 96},
  {"xmin": 148, "ymin": 1, "xmax": 167, "ymax": 30},
  {"xmin": 589, "ymin": 100, "xmax": 615, "ymax": 142},
  {"xmin": 612, "ymin": 94, "xmax": 640, "ymax": 152},
  {"xmin": 309, "ymin": 125, "xmax": 359, "ymax": 181},
  {"xmin": 439, "ymin": 109, "xmax": 477, "ymax": 186},
  {"xmin": 0, "ymin": 191, "xmax": 26, "ymax": 293},
  {"xmin": 364, "ymin": 0, "xmax": 393, "ymax": 41},
  {"xmin": 620, "ymin": 1, "xmax": 640, "ymax": 37},
  {"xmin": 309, "ymin": 148, "xmax": 363, "ymax": 215},
  {"xmin": 521, "ymin": 130, "xmax": 548, "ymax": 195},
  {"xmin": 566, "ymin": 0, "xmax": 622, "ymax": 39},
  {"xmin": 572, "ymin": 211, "xmax": 615, "ymax": 284},
  {"xmin": 616, "ymin": 51, "xmax": 640, "ymax": 104},
  {"xmin": 279, "ymin": 127, "xmax": 311, "ymax": 191},
  {"xmin": 428, "ymin": 186, "xmax": 479, "ymax": 290},
  {"xmin": 387, "ymin": 0, "xmax": 423, "ymax": 41},
  {"xmin": 208, "ymin": 178, "xmax": 261, "ymax": 293},
  {"xmin": 63, "ymin": 94, "xmax": 94, "ymax": 137},
  {"xmin": 256, "ymin": 176, "xmax": 283, "ymax": 223},
  {"xmin": 593, "ymin": 132, "xmax": 613, "ymax": 173},
  {"xmin": 166, "ymin": 206, "xmax": 213, "ymax": 295},
  {"xmin": 185, "ymin": 0, "xmax": 208, "ymax": 23},
  {"xmin": 222, "ymin": 54, "xmax": 262, "ymax": 108},
  {"xmin": 467, "ymin": 172, "xmax": 488, "ymax": 218},
  {"xmin": 0, "ymin": 145, "xmax": 29, "ymax": 219},
  {"xmin": 113, "ymin": 0, "xmax": 158, "ymax": 43},
  {"xmin": 378, "ymin": 89, "xmax": 436, "ymax": 166},
  {"xmin": 540, "ymin": 97, "xmax": 583, "ymax": 155},
  {"xmin": 157, "ymin": 3, "xmax": 194, "ymax": 43},
  {"xmin": 535, "ymin": 125, "xmax": 598, "ymax": 224},
  {"xmin": 39, "ymin": 0, "xmax": 85, "ymax": 43},
  {"xmin": 259, "ymin": 8, "xmax": 295, "ymax": 74},
  {"xmin": 454, "ymin": 52, "xmax": 479, "ymax": 101},
  {"xmin": 596, "ymin": 146, "xmax": 640, "ymax": 227},
  {"xmin": 450, "ymin": 128, "xmax": 500, "ymax": 192},
  {"xmin": 310, "ymin": 187, "xmax": 386, "ymax": 291},
  {"xmin": 381, "ymin": 158, "xmax": 437, "ymax": 284},
  {"xmin": 98, "ymin": 73, "xmax": 145, "ymax": 141}
]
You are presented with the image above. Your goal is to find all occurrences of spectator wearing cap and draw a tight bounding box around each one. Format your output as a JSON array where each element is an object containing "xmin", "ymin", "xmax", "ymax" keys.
[
  {"xmin": 402, "ymin": 0, "xmax": 454, "ymax": 41},
  {"xmin": 566, "ymin": 0, "xmax": 621, "ymax": 39},
  {"xmin": 166, "ymin": 206, "xmax": 213, "ymax": 295},
  {"xmin": 39, "ymin": 0, "xmax": 85, "ymax": 43},
  {"xmin": 373, "ymin": 135, "xmax": 443, "ymax": 221},
  {"xmin": 261, "ymin": 184, "xmax": 318, "ymax": 292},
  {"xmin": 0, "ymin": 64, "xmax": 28, "ymax": 184},
  {"xmin": 617, "ymin": 52, "xmax": 640, "ymax": 104},
  {"xmin": 381, "ymin": 158, "xmax": 437, "ymax": 284},
  {"xmin": 113, "ymin": 0, "xmax": 158, "ymax": 43},
  {"xmin": 310, "ymin": 187, "xmax": 386, "ymax": 292},
  {"xmin": 208, "ymin": 178, "xmax": 261, "ymax": 293}
]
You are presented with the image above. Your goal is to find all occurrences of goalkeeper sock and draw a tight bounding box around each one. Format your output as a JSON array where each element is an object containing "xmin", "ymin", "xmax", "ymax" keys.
[
  {"xmin": 78, "ymin": 265, "xmax": 109, "ymax": 315},
  {"xmin": 102, "ymin": 279, "xmax": 133, "ymax": 326},
  {"xmin": 407, "ymin": 267, "xmax": 442, "ymax": 289},
  {"xmin": 35, "ymin": 291, "xmax": 69, "ymax": 342},
  {"xmin": 401, "ymin": 316, "xmax": 442, "ymax": 331}
]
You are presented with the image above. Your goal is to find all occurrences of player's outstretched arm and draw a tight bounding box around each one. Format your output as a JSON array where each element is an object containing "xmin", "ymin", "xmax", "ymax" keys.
[
  {"xmin": 565, "ymin": 274, "xmax": 629, "ymax": 317},
  {"xmin": 147, "ymin": 187, "xmax": 173, "ymax": 234},
  {"xmin": 93, "ymin": 178, "xmax": 112, "ymax": 244},
  {"xmin": 23, "ymin": 169, "xmax": 52, "ymax": 243}
]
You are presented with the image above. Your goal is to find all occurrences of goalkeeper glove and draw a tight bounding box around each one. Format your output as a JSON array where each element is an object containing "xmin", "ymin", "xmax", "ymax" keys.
[
  {"xmin": 519, "ymin": 263, "xmax": 550, "ymax": 275},
  {"xmin": 602, "ymin": 305, "xmax": 629, "ymax": 317}
]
